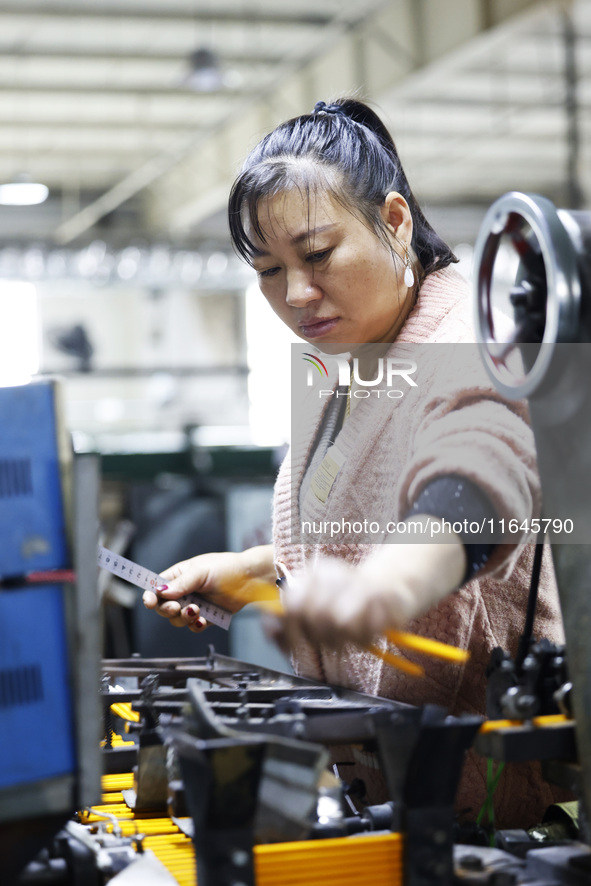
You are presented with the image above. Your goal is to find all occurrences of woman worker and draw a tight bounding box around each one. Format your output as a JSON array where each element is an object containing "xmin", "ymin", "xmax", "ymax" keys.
[{"xmin": 143, "ymin": 98, "xmax": 565, "ymax": 829}]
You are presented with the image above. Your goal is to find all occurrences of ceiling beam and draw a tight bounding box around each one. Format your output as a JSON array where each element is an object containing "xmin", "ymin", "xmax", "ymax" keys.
[
  {"xmin": 0, "ymin": 145, "xmax": 177, "ymax": 157},
  {"xmin": 2, "ymin": 127, "xmax": 584, "ymax": 158},
  {"xmin": 396, "ymin": 95, "xmax": 569, "ymax": 109},
  {"xmin": 0, "ymin": 119, "xmax": 203, "ymax": 132},
  {"xmin": 0, "ymin": 47, "xmax": 287, "ymax": 65},
  {"xmin": 0, "ymin": 83, "xmax": 248, "ymax": 98},
  {"xmin": 0, "ymin": 4, "xmax": 334, "ymax": 26}
]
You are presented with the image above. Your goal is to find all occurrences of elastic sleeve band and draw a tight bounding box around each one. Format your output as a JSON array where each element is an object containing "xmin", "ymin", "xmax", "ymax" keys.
[{"xmin": 405, "ymin": 475, "xmax": 498, "ymax": 584}]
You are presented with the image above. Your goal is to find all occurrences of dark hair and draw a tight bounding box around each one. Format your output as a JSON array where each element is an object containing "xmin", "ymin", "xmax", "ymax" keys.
[{"xmin": 228, "ymin": 97, "xmax": 457, "ymax": 276}]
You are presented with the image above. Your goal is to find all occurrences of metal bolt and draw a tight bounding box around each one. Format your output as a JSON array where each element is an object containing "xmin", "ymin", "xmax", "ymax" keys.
[{"xmin": 231, "ymin": 849, "xmax": 250, "ymax": 867}]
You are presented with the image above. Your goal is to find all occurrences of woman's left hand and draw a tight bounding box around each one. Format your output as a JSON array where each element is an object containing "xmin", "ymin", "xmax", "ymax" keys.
[
  {"xmin": 271, "ymin": 523, "xmax": 467, "ymax": 651},
  {"xmin": 274, "ymin": 557, "xmax": 400, "ymax": 650}
]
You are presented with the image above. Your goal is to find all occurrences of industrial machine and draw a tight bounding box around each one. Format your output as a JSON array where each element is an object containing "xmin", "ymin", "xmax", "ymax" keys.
[
  {"xmin": 470, "ymin": 190, "xmax": 591, "ymax": 880},
  {"xmin": 0, "ymin": 380, "xmax": 102, "ymax": 884},
  {"xmin": 5, "ymin": 190, "xmax": 591, "ymax": 885}
]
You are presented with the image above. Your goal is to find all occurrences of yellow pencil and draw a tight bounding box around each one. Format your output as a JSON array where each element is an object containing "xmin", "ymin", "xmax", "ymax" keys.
[
  {"xmin": 253, "ymin": 598, "xmax": 425, "ymax": 677},
  {"xmin": 232, "ymin": 581, "xmax": 469, "ymax": 673},
  {"xmin": 367, "ymin": 644, "xmax": 425, "ymax": 677},
  {"xmin": 385, "ymin": 630, "xmax": 470, "ymax": 665}
]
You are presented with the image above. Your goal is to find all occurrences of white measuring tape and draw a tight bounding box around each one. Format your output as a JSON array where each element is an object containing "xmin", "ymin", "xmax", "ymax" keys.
[{"xmin": 97, "ymin": 545, "xmax": 233, "ymax": 630}]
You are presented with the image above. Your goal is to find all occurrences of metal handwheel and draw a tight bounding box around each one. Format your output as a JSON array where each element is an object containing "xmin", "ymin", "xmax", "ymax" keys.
[{"xmin": 472, "ymin": 191, "xmax": 583, "ymax": 399}]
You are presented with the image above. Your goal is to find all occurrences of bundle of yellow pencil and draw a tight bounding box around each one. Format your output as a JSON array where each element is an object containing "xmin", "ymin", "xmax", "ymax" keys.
[{"xmin": 232, "ymin": 580, "xmax": 469, "ymax": 678}]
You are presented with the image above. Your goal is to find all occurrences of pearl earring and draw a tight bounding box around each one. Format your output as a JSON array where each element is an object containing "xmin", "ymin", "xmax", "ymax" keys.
[{"xmin": 404, "ymin": 251, "xmax": 414, "ymax": 288}]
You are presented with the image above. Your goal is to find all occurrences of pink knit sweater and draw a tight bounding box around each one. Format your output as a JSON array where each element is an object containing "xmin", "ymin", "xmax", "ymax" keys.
[{"xmin": 273, "ymin": 266, "xmax": 566, "ymax": 828}]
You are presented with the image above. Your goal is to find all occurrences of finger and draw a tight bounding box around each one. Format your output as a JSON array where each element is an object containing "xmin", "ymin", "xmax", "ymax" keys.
[
  {"xmin": 169, "ymin": 615, "xmax": 190, "ymax": 628},
  {"xmin": 143, "ymin": 590, "xmax": 159, "ymax": 610},
  {"xmin": 152, "ymin": 600, "xmax": 180, "ymax": 618},
  {"xmin": 182, "ymin": 605, "xmax": 208, "ymax": 630},
  {"xmin": 158, "ymin": 568, "xmax": 177, "ymax": 582},
  {"xmin": 155, "ymin": 582, "xmax": 181, "ymax": 599},
  {"xmin": 297, "ymin": 586, "xmax": 343, "ymax": 645},
  {"xmin": 188, "ymin": 617, "xmax": 208, "ymax": 633},
  {"xmin": 156, "ymin": 600, "xmax": 182, "ymax": 618},
  {"xmin": 158, "ymin": 559, "xmax": 191, "ymax": 583},
  {"xmin": 157, "ymin": 579, "xmax": 197, "ymax": 600},
  {"xmin": 332, "ymin": 590, "xmax": 371, "ymax": 643}
]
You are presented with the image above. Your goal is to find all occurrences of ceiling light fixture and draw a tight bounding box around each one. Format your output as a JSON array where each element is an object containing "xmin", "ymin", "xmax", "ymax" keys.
[
  {"xmin": 0, "ymin": 175, "xmax": 49, "ymax": 206},
  {"xmin": 184, "ymin": 47, "xmax": 223, "ymax": 92}
]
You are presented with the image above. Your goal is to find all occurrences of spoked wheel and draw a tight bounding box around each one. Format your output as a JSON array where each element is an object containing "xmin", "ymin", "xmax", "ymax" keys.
[{"xmin": 473, "ymin": 191, "xmax": 581, "ymax": 399}]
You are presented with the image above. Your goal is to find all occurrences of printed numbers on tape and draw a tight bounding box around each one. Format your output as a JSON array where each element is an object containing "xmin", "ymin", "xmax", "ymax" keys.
[{"xmin": 96, "ymin": 545, "xmax": 232, "ymax": 630}]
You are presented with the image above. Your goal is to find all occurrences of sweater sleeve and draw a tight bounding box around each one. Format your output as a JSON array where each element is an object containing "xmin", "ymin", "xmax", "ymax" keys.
[
  {"xmin": 405, "ymin": 474, "xmax": 498, "ymax": 583},
  {"xmin": 396, "ymin": 343, "xmax": 541, "ymax": 579}
]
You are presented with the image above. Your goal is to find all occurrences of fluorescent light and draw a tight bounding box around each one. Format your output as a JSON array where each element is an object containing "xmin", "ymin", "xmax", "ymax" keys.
[
  {"xmin": 0, "ymin": 281, "xmax": 39, "ymax": 386},
  {"xmin": 245, "ymin": 280, "xmax": 294, "ymax": 446},
  {"xmin": 0, "ymin": 181, "xmax": 49, "ymax": 206}
]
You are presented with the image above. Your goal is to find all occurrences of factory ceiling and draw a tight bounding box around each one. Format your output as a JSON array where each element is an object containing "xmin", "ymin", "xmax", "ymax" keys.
[{"xmin": 0, "ymin": 0, "xmax": 588, "ymax": 249}]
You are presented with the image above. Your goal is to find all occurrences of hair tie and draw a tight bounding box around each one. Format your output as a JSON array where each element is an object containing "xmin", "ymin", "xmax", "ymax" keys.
[{"xmin": 312, "ymin": 100, "xmax": 346, "ymax": 117}]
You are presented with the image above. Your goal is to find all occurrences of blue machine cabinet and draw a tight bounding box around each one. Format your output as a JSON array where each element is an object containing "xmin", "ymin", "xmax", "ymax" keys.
[
  {"xmin": 0, "ymin": 381, "xmax": 69, "ymax": 578},
  {"xmin": 0, "ymin": 584, "xmax": 75, "ymax": 789}
]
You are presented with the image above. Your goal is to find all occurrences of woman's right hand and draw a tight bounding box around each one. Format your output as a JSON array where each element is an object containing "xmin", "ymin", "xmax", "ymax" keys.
[{"xmin": 142, "ymin": 544, "xmax": 276, "ymax": 633}]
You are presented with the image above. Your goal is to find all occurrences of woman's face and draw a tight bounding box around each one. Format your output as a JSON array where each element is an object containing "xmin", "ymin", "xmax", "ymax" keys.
[{"xmin": 250, "ymin": 188, "xmax": 414, "ymax": 352}]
